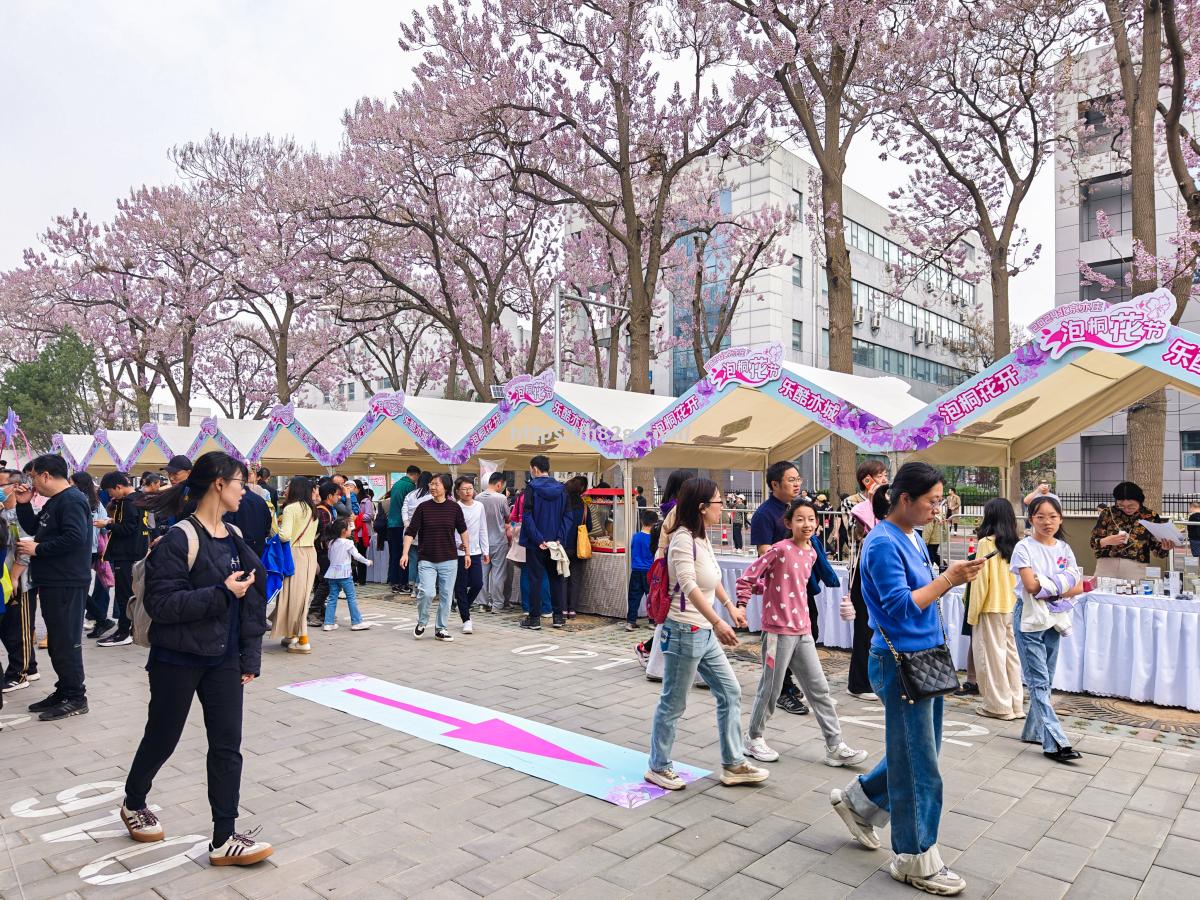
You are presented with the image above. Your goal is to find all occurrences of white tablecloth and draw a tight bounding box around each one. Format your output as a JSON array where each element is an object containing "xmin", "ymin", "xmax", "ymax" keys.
[{"xmin": 715, "ymin": 550, "xmax": 1200, "ymax": 709}]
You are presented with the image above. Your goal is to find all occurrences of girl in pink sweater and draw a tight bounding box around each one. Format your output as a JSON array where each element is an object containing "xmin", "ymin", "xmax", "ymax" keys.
[{"xmin": 736, "ymin": 499, "xmax": 869, "ymax": 767}]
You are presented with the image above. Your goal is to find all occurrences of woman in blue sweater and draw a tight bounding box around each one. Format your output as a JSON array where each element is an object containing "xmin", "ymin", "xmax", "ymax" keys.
[{"xmin": 829, "ymin": 463, "xmax": 983, "ymax": 897}]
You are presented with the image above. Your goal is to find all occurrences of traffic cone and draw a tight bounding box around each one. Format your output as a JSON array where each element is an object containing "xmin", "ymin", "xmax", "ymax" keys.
[
  {"xmin": 967, "ymin": 539, "xmax": 976, "ymax": 558},
  {"xmin": 721, "ymin": 525, "xmax": 729, "ymax": 545}
]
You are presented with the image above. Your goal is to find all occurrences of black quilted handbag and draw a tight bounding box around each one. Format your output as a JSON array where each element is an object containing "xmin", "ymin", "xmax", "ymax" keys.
[{"xmin": 877, "ymin": 599, "xmax": 959, "ymax": 703}]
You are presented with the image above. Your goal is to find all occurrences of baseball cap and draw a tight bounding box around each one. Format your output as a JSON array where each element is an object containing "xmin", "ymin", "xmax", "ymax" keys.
[{"xmin": 164, "ymin": 455, "xmax": 193, "ymax": 474}]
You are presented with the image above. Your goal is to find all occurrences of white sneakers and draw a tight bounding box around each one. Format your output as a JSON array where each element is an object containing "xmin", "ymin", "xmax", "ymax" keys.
[
  {"xmin": 889, "ymin": 860, "xmax": 966, "ymax": 896},
  {"xmin": 644, "ymin": 767, "xmax": 686, "ymax": 791},
  {"xmin": 462, "ymin": 620, "xmax": 474, "ymax": 634},
  {"xmin": 350, "ymin": 622, "xmax": 373, "ymax": 631},
  {"xmin": 744, "ymin": 734, "xmax": 780, "ymax": 762},
  {"xmin": 825, "ymin": 742, "xmax": 870, "ymax": 767},
  {"xmin": 720, "ymin": 761, "xmax": 770, "ymax": 785},
  {"xmin": 322, "ymin": 623, "xmax": 339, "ymax": 632},
  {"xmin": 848, "ymin": 692, "xmax": 879, "ymax": 701},
  {"xmin": 208, "ymin": 827, "xmax": 274, "ymax": 866},
  {"xmin": 830, "ymin": 788, "xmax": 881, "ymax": 849},
  {"xmin": 120, "ymin": 805, "xmax": 164, "ymax": 843}
]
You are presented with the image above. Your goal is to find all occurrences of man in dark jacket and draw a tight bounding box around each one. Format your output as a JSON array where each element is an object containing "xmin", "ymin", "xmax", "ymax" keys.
[
  {"xmin": 388, "ymin": 466, "xmax": 420, "ymax": 593},
  {"xmin": 224, "ymin": 484, "xmax": 272, "ymax": 560},
  {"xmin": 97, "ymin": 472, "xmax": 149, "ymax": 648},
  {"xmin": 13, "ymin": 454, "xmax": 92, "ymax": 721},
  {"xmin": 518, "ymin": 455, "xmax": 569, "ymax": 630}
]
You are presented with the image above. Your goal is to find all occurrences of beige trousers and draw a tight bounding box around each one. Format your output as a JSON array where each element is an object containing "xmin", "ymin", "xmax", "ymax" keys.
[{"xmin": 972, "ymin": 611, "xmax": 1023, "ymax": 717}]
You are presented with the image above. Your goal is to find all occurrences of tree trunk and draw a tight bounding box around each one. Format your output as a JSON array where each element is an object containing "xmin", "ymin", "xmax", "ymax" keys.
[
  {"xmin": 990, "ymin": 251, "xmax": 1011, "ymax": 358},
  {"xmin": 608, "ymin": 321, "xmax": 620, "ymax": 389},
  {"xmin": 822, "ymin": 168, "xmax": 856, "ymax": 500},
  {"xmin": 626, "ymin": 281, "xmax": 652, "ymax": 393},
  {"xmin": 1121, "ymin": 0, "xmax": 1165, "ymax": 513}
]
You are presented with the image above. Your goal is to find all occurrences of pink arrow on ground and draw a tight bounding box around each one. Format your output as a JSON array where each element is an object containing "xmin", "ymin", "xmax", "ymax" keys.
[{"xmin": 345, "ymin": 687, "xmax": 604, "ymax": 768}]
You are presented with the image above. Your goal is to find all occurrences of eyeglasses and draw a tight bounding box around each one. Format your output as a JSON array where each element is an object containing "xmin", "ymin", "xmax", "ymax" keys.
[{"xmin": 706, "ymin": 497, "xmax": 724, "ymax": 505}]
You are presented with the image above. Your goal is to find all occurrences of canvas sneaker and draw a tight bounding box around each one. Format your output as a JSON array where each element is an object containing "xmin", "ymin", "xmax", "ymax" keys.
[
  {"xmin": 414, "ymin": 624, "xmax": 426, "ymax": 639},
  {"xmin": 644, "ymin": 767, "xmax": 686, "ymax": 791},
  {"xmin": 744, "ymin": 734, "xmax": 780, "ymax": 762},
  {"xmin": 889, "ymin": 861, "xmax": 966, "ymax": 896},
  {"xmin": 720, "ymin": 761, "xmax": 769, "ymax": 785},
  {"xmin": 2, "ymin": 676, "xmax": 30, "ymax": 693},
  {"xmin": 434, "ymin": 629, "xmax": 454, "ymax": 642},
  {"xmin": 825, "ymin": 743, "xmax": 870, "ymax": 767},
  {"xmin": 208, "ymin": 828, "xmax": 273, "ymax": 866},
  {"xmin": 120, "ymin": 805, "xmax": 164, "ymax": 843},
  {"xmin": 830, "ymin": 788, "xmax": 881, "ymax": 849}
]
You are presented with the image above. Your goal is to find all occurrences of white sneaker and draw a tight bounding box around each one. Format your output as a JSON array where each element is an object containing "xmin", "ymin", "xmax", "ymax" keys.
[
  {"xmin": 350, "ymin": 622, "xmax": 372, "ymax": 631},
  {"xmin": 434, "ymin": 629, "xmax": 454, "ymax": 642},
  {"xmin": 321, "ymin": 623, "xmax": 339, "ymax": 632},
  {"xmin": 744, "ymin": 734, "xmax": 780, "ymax": 762},
  {"xmin": 826, "ymin": 743, "xmax": 870, "ymax": 767},
  {"xmin": 208, "ymin": 827, "xmax": 273, "ymax": 866},
  {"xmin": 848, "ymin": 692, "xmax": 879, "ymax": 701},
  {"xmin": 462, "ymin": 620, "xmax": 474, "ymax": 634},
  {"xmin": 720, "ymin": 761, "xmax": 769, "ymax": 785},
  {"xmin": 830, "ymin": 788, "xmax": 881, "ymax": 849},
  {"xmin": 644, "ymin": 767, "xmax": 686, "ymax": 791},
  {"xmin": 889, "ymin": 860, "xmax": 966, "ymax": 896},
  {"xmin": 120, "ymin": 804, "xmax": 164, "ymax": 843}
]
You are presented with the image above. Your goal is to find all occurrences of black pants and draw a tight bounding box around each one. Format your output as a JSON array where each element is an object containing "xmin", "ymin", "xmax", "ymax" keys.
[
  {"xmin": 125, "ymin": 656, "xmax": 243, "ymax": 846},
  {"xmin": 926, "ymin": 542, "xmax": 942, "ymax": 568},
  {"xmin": 309, "ymin": 553, "xmax": 330, "ymax": 618},
  {"xmin": 85, "ymin": 559, "xmax": 109, "ymax": 624},
  {"xmin": 732, "ymin": 524, "xmax": 743, "ymax": 550},
  {"xmin": 387, "ymin": 527, "xmax": 407, "ymax": 587},
  {"xmin": 523, "ymin": 546, "xmax": 564, "ymax": 621},
  {"xmin": 455, "ymin": 554, "xmax": 482, "ymax": 622},
  {"xmin": 111, "ymin": 560, "xmax": 135, "ymax": 633},
  {"xmin": 848, "ymin": 565, "xmax": 874, "ymax": 695},
  {"xmin": 566, "ymin": 554, "xmax": 584, "ymax": 612},
  {"xmin": 352, "ymin": 541, "xmax": 370, "ymax": 585},
  {"xmin": 1, "ymin": 586, "xmax": 38, "ymax": 680},
  {"xmin": 39, "ymin": 585, "xmax": 87, "ymax": 702}
]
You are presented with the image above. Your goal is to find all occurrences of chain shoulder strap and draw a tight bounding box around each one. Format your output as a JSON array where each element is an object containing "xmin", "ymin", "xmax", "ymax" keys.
[{"xmin": 872, "ymin": 529, "xmax": 951, "ymax": 661}]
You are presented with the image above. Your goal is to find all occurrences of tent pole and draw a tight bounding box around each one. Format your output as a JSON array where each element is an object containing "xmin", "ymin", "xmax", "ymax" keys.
[{"xmin": 621, "ymin": 458, "xmax": 633, "ymax": 590}]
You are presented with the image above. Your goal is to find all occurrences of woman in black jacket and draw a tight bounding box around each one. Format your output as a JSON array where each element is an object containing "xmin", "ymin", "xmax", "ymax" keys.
[{"xmin": 119, "ymin": 451, "xmax": 274, "ymax": 867}]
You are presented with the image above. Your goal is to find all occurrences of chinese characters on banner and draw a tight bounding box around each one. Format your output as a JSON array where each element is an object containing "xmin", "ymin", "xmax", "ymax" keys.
[
  {"xmin": 937, "ymin": 364, "xmax": 1022, "ymax": 425},
  {"xmin": 704, "ymin": 344, "xmax": 784, "ymax": 390},
  {"xmin": 778, "ymin": 378, "xmax": 840, "ymax": 422},
  {"xmin": 1161, "ymin": 337, "xmax": 1200, "ymax": 376},
  {"xmin": 648, "ymin": 395, "xmax": 706, "ymax": 439},
  {"xmin": 1029, "ymin": 290, "xmax": 1173, "ymax": 360}
]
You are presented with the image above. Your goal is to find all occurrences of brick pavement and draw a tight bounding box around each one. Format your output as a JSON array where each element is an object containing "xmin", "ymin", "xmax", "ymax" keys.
[{"xmin": 0, "ymin": 586, "xmax": 1198, "ymax": 899}]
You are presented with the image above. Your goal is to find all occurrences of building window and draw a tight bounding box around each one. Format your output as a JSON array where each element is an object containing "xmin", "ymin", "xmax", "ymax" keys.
[
  {"xmin": 719, "ymin": 188, "xmax": 732, "ymax": 215},
  {"xmin": 1184, "ymin": 432, "xmax": 1200, "ymax": 470},
  {"xmin": 792, "ymin": 254, "xmax": 804, "ymax": 287},
  {"xmin": 1081, "ymin": 96, "xmax": 1121, "ymax": 156},
  {"xmin": 347, "ymin": 382, "xmax": 356, "ymax": 401},
  {"xmin": 792, "ymin": 189, "xmax": 803, "ymax": 218},
  {"xmin": 792, "ymin": 319, "xmax": 803, "ymax": 351},
  {"xmin": 1080, "ymin": 258, "xmax": 1132, "ymax": 303},
  {"xmin": 1080, "ymin": 173, "xmax": 1132, "ymax": 240}
]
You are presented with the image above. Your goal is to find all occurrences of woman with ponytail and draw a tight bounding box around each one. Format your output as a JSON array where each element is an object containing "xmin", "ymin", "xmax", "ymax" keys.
[{"xmin": 122, "ymin": 451, "xmax": 273, "ymax": 866}]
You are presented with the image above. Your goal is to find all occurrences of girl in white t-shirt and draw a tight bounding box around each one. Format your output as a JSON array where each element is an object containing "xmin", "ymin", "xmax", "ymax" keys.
[{"xmin": 1010, "ymin": 496, "xmax": 1084, "ymax": 764}]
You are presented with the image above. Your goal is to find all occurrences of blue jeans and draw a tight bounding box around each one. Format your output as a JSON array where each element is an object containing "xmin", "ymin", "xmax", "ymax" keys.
[
  {"xmin": 324, "ymin": 577, "xmax": 362, "ymax": 626},
  {"xmin": 627, "ymin": 570, "xmax": 648, "ymax": 624},
  {"xmin": 649, "ymin": 621, "xmax": 744, "ymax": 772},
  {"xmin": 407, "ymin": 546, "xmax": 421, "ymax": 588},
  {"xmin": 520, "ymin": 563, "xmax": 551, "ymax": 615},
  {"xmin": 843, "ymin": 648, "xmax": 945, "ymax": 876},
  {"xmin": 1013, "ymin": 600, "xmax": 1070, "ymax": 752},
  {"xmin": 417, "ymin": 559, "xmax": 457, "ymax": 631}
]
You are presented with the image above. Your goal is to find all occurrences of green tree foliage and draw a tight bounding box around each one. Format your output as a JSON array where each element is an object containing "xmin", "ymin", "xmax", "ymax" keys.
[{"xmin": 0, "ymin": 331, "xmax": 108, "ymax": 451}]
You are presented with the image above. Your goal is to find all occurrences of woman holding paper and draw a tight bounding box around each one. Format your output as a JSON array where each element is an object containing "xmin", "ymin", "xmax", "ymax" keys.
[{"xmin": 1089, "ymin": 482, "xmax": 1173, "ymax": 581}]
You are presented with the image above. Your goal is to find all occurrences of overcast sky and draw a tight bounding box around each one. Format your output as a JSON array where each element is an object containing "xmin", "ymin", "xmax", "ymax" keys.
[{"xmin": 0, "ymin": 0, "xmax": 1054, "ymax": 327}]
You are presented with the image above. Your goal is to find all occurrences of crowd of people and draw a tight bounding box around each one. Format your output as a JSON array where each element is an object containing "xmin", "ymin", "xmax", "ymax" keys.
[{"xmin": 0, "ymin": 445, "xmax": 1175, "ymax": 895}]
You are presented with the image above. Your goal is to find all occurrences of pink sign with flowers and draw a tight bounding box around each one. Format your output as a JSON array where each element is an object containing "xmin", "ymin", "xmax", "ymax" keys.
[{"xmin": 1028, "ymin": 289, "xmax": 1172, "ymax": 360}]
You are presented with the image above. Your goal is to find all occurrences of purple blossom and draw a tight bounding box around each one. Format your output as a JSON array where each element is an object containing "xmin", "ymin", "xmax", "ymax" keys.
[{"xmin": 696, "ymin": 378, "xmax": 716, "ymax": 398}]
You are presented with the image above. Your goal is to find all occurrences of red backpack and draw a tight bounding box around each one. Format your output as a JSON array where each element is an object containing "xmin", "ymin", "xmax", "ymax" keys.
[{"xmin": 645, "ymin": 537, "xmax": 695, "ymax": 624}]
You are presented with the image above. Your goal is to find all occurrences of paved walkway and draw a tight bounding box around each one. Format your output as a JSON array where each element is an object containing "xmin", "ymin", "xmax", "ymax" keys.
[{"xmin": 1, "ymin": 587, "xmax": 1198, "ymax": 899}]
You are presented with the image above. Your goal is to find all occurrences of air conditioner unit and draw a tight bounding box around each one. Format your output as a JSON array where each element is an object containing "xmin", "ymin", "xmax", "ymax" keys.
[
  {"xmin": 913, "ymin": 329, "xmax": 924, "ymax": 345},
  {"xmin": 853, "ymin": 305, "xmax": 865, "ymax": 325},
  {"xmin": 870, "ymin": 312, "xmax": 882, "ymax": 330}
]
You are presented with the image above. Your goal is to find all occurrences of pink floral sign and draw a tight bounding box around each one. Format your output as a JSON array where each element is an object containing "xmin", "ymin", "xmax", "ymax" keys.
[
  {"xmin": 368, "ymin": 390, "xmax": 405, "ymax": 420},
  {"xmin": 1029, "ymin": 290, "xmax": 1172, "ymax": 360},
  {"xmin": 503, "ymin": 370, "xmax": 555, "ymax": 409},
  {"xmin": 937, "ymin": 364, "xmax": 1022, "ymax": 425},
  {"xmin": 705, "ymin": 343, "xmax": 783, "ymax": 390}
]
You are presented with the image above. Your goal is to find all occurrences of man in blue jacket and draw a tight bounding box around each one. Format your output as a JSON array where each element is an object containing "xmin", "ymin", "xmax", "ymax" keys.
[{"xmin": 518, "ymin": 455, "xmax": 568, "ymax": 630}]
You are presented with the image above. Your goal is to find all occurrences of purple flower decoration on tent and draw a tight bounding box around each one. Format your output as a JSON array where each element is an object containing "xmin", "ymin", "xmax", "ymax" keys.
[
  {"xmin": 1013, "ymin": 342, "xmax": 1049, "ymax": 370},
  {"xmin": 696, "ymin": 378, "xmax": 716, "ymax": 398},
  {"xmin": 497, "ymin": 399, "xmax": 513, "ymax": 415}
]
